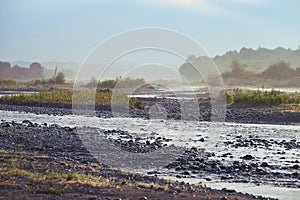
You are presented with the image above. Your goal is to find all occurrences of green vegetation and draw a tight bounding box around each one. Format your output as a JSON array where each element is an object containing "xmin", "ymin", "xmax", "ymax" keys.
[
  {"xmin": 0, "ymin": 91, "xmax": 72, "ymax": 104},
  {"xmin": 180, "ymin": 53, "xmax": 300, "ymax": 87},
  {"xmin": 34, "ymin": 71, "xmax": 66, "ymax": 86},
  {"xmin": 227, "ymin": 88, "xmax": 300, "ymax": 107},
  {"xmin": 86, "ymin": 77, "xmax": 145, "ymax": 89},
  {"xmin": 0, "ymin": 78, "xmax": 17, "ymax": 87},
  {"xmin": 0, "ymin": 90, "xmax": 145, "ymax": 109}
]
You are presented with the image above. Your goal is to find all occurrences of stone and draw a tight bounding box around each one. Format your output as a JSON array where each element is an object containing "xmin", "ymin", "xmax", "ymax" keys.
[
  {"xmin": 261, "ymin": 162, "xmax": 269, "ymax": 167},
  {"xmin": 242, "ymin": 154, "xmax": 254, "ymax": 160}
]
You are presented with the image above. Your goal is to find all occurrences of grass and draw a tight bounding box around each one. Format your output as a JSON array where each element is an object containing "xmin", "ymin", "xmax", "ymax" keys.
[
  {"xmin": 226, "ymin": 88, "xmax": 300, "ymax": 108},
  {"xmin": 85, "ymin": 77, "xmax": 145, "ymax": 89},
  {"xmin": 0, "ymin": 149, "xmax": 181, "ymax": 197},
  {"xmin": 0, "ymin": 90, "xmax": 145, "ymax": 109},
  {"xmin": 0, "ymin": 78, "xmax": 17, "ymax": 87},
  {"xmin": 0, "ymin": 149, "xmax": 115, "ymax": 195},
  {"xmin": 134, "ymin": 181, "xmax": 169, "ymax": 191}
]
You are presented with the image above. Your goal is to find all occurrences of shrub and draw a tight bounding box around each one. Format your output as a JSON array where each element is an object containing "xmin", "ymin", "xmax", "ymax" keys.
[
  {"xmin": 0, "ymin": 78, "xmax": 17, "ymax": 87},
  {"xmin": 86, "ymin": 77, "xmax": 145, "ymax": 89}
]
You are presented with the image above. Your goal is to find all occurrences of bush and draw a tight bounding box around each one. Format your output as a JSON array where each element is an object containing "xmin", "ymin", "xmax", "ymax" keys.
[
  {"xmin": 54, "ymin": 72, "xmax": 65, "ymax": 84},
  {"xmin": 33, "ymin": 72, "xmax": 66, "ymax": 86},
  {"xmin": 0, "ymin": 78, "xmax": 17, "ymax": 87}
]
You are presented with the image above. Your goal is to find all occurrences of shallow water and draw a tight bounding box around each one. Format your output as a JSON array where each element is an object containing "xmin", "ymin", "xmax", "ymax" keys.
[
  {"xmin": 161, "ymin": 176, "xmax": 300, "ymax": 200},
  {"xmin": 0, "ymin": 91, "xmax": 37, "ymax": 98},
  {"xmin": 0, "ymin": 110, "xmax": 299, "ymax": 199}
]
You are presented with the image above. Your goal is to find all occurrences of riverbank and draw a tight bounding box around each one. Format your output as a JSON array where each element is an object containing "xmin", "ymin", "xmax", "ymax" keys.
[
  {"xmin": 0, "ymin": 97, "xmax": 300, "ymax": 125},
  {"xmin": 0, "ymin": 121, "xmax": 274, "ymax": 200}
]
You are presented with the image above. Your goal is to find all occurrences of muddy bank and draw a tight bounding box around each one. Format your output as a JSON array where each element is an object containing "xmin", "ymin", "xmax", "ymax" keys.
[{"xmin": 0, "ymin": 121, "xmax": 275, "ymax": 200}]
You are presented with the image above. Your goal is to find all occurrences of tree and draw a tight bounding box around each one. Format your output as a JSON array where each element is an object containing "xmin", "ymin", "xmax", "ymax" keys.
[
  {"xmin": 261, "ymin": 61, "xmax": 294, "ymax": 80},
  {"xmin": 295, "ymin": 67, "xmax": 300, "ymax": 77},
  {"xmin": 231, "ymin": 60, "xmax": 247, "ymax": 75},
  {"xmin": 0, "ymin": 61, "xmax": 11, "ymax": 78},
  {"xmin": 222, "ymin": 60, "xmax": 255, "ymax": 80},
  {"xmin": 54, "ymin": 72, "xmax": 65, "ymax": 84},
  {"xmin": 29, "ymin": 62, "xmax": 43, "ymax": 79},
  {"xmin": 85, "ymin": 77, "xmax": 97, "ymax": 88}
]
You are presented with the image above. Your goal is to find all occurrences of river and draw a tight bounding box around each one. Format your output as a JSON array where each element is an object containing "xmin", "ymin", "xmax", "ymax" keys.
[{"xmin": 0, "ymin": 109, "xmax": 299, "ymax": 199}]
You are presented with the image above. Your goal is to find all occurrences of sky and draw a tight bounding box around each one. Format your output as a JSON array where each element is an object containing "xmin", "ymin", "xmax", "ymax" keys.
[{"xmin": 0, "ymin": 0, "xmax": 300, "ymax": 63}]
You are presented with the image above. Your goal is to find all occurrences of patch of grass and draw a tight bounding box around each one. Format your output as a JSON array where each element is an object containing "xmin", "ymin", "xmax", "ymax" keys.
[
  {"xmin": 25, "ymin": 137, "xmax": 30, "ymax": 144},
  {"xmin": 227, "ymin": 88, "xmax": 300, "ymax": 108},
  {"xmin": 0, "ymin": 149, "xmax": 114, "ymax": 195},
  {"xmin": 134, "ymin": 182, "xmax": 169, "ymax": 191},
  {"xmin": 0, "ymin": 90, "xmax": 145, "ymax": 109}
]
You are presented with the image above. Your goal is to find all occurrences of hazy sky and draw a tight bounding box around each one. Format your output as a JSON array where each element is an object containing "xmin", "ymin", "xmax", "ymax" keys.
[{"xmin": 1, "ymin": 0, "xmax": 300, "ymax": 62}]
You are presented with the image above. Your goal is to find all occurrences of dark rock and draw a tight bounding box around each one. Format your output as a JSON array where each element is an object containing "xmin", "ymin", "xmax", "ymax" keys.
[
  {"xmin": 261, "ymin": 162, "xmax": 269, "ymax": 168},
  {"xmin": 292, "ymin": 164, "xmax": 299, "ymax": 169},
  {"xmin": 222, "ymin": 188, "xmax": 236, "ymax": 193},
  {"xmin": 182, "ymin": 171, "xmax": 190, "ymax": 175},
  {"xmin": 242, "ymin": 155, "xmax": 254, "ymax": 160},
  {"xmin": 22, "ymin": 120, "xmax": 31, "ymax": 124},
  {"xmin": 23, "ymin": 163, "xmax": 33, "ymax": 170}
]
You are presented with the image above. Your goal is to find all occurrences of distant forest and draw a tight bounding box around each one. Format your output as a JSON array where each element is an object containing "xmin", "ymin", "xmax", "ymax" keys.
[
  {"xmin": 0, "ymin": 61, "xmax": 68, "ymax": 81},
  {"xmin": 221, "ymin": 60, "xmax": 300, "ymax": 87},
  {"xmin": 213, "ymin": 46, "xmax": 300, "ymax": 72},
  {"xmin": 2, "ymin": 46, "xmax": 300, "ymax": 87},
  {"xmin": 180, "ymin": 47, "xmax": 300, "ymax": 87}
]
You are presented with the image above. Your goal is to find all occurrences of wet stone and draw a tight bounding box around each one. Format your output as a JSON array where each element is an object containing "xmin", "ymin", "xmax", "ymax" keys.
[{"xmin": 242, "ymin": 155, "xmax": 254, "ymax": 160}]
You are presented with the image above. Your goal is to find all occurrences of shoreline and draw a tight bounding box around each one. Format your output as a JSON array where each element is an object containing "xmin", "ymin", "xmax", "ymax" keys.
[{"xmin": 0, "ymin": 98, "xmax": 300, "ymax": 125}]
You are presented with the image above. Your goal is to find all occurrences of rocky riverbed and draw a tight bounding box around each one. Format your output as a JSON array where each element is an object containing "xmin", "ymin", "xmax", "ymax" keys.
[{"xmin": 0, "ymin": 120, "xmax": 276, "ymax": 200}]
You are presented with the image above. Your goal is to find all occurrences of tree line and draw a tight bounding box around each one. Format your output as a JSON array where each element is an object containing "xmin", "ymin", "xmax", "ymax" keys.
[
  {"xmin": 0, "ymin": 61, "xmax": 45, "ymax": 80},
  {"xmin": 222, "ymin": 60, "xmax": 300, "ymax": 87}
]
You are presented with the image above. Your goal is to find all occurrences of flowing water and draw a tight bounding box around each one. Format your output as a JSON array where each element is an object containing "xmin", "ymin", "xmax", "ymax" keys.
[{"xmin": 0, "ymin": 110, "xmax": 299, "ymax": 199}]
